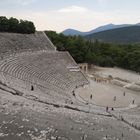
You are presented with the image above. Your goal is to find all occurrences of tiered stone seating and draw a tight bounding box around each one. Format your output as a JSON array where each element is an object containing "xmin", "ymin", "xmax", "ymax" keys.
[
  {"xmin": 0, "ymin": 32, "xmax": 56, "ymax": 60},
  {"xmin": 0, "ymin": 51, "xmax": 88, "ymax": 99},
  {"xmin": 0, "ymin": 31, "xmax": 89, "ymax": 104}
]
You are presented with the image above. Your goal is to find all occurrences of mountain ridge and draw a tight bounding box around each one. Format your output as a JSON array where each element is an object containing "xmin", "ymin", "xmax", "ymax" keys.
[
  {"xmin": 62, "ymin": 23, "xmax": 140, "ymax": 36},
  {"xmin": 85, "ymin": 25, "xmax": 140, "ymax": 44}
]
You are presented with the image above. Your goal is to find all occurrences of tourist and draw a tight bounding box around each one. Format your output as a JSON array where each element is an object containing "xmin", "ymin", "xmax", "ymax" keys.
[
  {"xmin": 123, "ymin": 92, "xmax": 126, "ymax": 96},
  {"xmin": 132, "ymin": 99, "xmax": 135, "ymax": 104},
  {"xmin": 56, "ymin": 136, "xmax": 58, "ymax": 140},
  {"xmin": 90, "ymin": 94, "xmax": 92, "ymax": 99},
  {"xmin": 81, "ymin": 134, "xmax": 85, "ymax": 140},
  {"xmin": 113, "ymin": 96, "xmax": 116, "ymax": 101},
  {"xmin": 31, "ymin": 85, "xmax": 34, "ymax": 91},
  {"xmin": 72, "ymin": 91, "xmax": 75, "ymax": 97},
  {"xmin": 121, "ymin": 116, "xmax": 124, "ymax": 121},
  {"xmin": 122, "ymin": 132, "xmax": 124, "ymax": 138},
  {"xmin": 106, "ymin": 106, "xmax": 109, "ymax": 112}
]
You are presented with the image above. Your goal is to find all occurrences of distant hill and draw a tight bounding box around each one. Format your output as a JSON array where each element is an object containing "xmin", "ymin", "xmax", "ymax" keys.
[
  {"xmin": 62, "ymin": 23, "xmax": 135, "ymax": 36},
  {"xmin": 85, "ymin": 26, "xmax": 140, "ymax": 44},
  {"xmin": 61, "ymin": 29, "xmax": 85, "ymax": 36}
]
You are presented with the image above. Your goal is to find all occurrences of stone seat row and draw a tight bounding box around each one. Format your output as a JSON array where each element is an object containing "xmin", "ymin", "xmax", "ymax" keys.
[{"xmin": 0, "ymin": 51, "xmax": 88, "ymax": 96}]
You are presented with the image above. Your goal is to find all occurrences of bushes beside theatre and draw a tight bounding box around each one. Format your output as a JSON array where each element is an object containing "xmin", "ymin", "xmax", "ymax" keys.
[{"xmin": 0, "ymin": 16, "xmax": 35, "ymax": 34}]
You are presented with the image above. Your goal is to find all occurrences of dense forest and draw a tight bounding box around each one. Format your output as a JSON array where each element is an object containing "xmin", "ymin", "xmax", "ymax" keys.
[
  {"xmin": 85, "ymin": 26, "xmax": 140, "ymax": 44},
  {"xmin": 45, "ymin": 31, "xmax": 140, "ymax": 72},
  {"xmin": 0, "ymin": 16, "xmax": 35, "ymax": 34}
]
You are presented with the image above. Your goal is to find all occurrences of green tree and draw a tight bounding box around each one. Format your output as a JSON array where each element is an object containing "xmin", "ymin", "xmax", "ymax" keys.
[
  {"xmin": 45, "ymin": 31, "xmax": 140, "ymax": 72},
  {"xmin": 8, "ymin": 17, "xmax": 19, "ymax": 32},
  {"xmin": 0, "ymin": 16, "xmax": 36, "ymax": 34},
  {"xmin": 18, "ymin": 20, "xmax": 35, "ymax": 34},
  {"xmin": 0, "ymin": 16, "xmax": 9, "ymax": 32}
]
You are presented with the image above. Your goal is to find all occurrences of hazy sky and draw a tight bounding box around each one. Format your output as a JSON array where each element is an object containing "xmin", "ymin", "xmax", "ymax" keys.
[{"xmin": 0, "ymin": 0, "xmax": 140, "ymax": 32}]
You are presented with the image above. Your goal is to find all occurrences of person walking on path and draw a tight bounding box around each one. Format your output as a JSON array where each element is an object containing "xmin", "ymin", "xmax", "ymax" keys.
[
  {"xmin": 123, "ymin": 92, "xmax": 126, "ymax": 96},
  {"xmin": 113, "ymin": 96, "xmax": 116, "ymax": 101},
  {"xmin": 90, "ymin": 94, "xmax": 92, "ymax": 100},
  {"xmin": 106, "ymin": 106, "xmax": 109, "ymax": 112},
  {"xmin": 72, "ymin": 90, "xmax": 75, "ymax": 97},
  {"xmin": 132, "ymin": 99, "xmax": 135, "ymax": 104}
]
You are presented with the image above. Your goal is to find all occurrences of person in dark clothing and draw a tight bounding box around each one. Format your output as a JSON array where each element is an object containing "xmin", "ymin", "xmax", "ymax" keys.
[
  {"xmin": 132, "ymin": 99, "xmax": 135, "ymax": 104},
  {"xmin": 31, "ymin": 85, "xmax": 34, "ymax": 91},
  {"xmin": 123, "ymin": 92, "xmax": 126, "ymax": 96},
  {"xmin": 113, "ymin": 96, "xmax": 116, "ymax": 101},
  {"xmin": 90, "ymin": 94, "xmax": 92, "ymax": 99},
  {"xmin": 72, "ymin": 90, "xmax": 75, "ymax": 97},
  {"xmin": 106, "ymin": 106, "xmax": 109, "ymax": 112}
]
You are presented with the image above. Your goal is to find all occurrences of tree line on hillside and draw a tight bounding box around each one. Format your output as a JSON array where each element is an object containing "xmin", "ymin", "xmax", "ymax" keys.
[
  {"xmin": 85, "ymin": 26, "xmax": 140, "ymax": 44},
  {"xmin": 45, "ymin": 31, "xmax": 140, "ymax": 72},
  {"xmin": 0, "ymin": 16, "xmax": 35, "ymax": 34}
]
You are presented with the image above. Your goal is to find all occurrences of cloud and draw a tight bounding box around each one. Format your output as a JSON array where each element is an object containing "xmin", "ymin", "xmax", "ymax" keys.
[
  {"xmin": 97, "ymin": 0, "xmax": 110, "ymax": 3},
  {"xmin": 97, "ymin": 0, "xmax": 111, "ymax": 5},
  {"xmin": 1, "ymin": 9, "xmax": 139, "ymax": 32},
  {"xmin": 16, "ymin": 0, "xmax": 36, "ymax": 5},
  {"xmin": 0, "ymin": 4, "xmax": 140, "ymax": 32},
  {"xmin": 0, "ymin": 0, "xmax": 36, "ymax": 5},
  {"xmin": 58, "ymin": 6, "xmax": 88, "ymax": 13}
]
